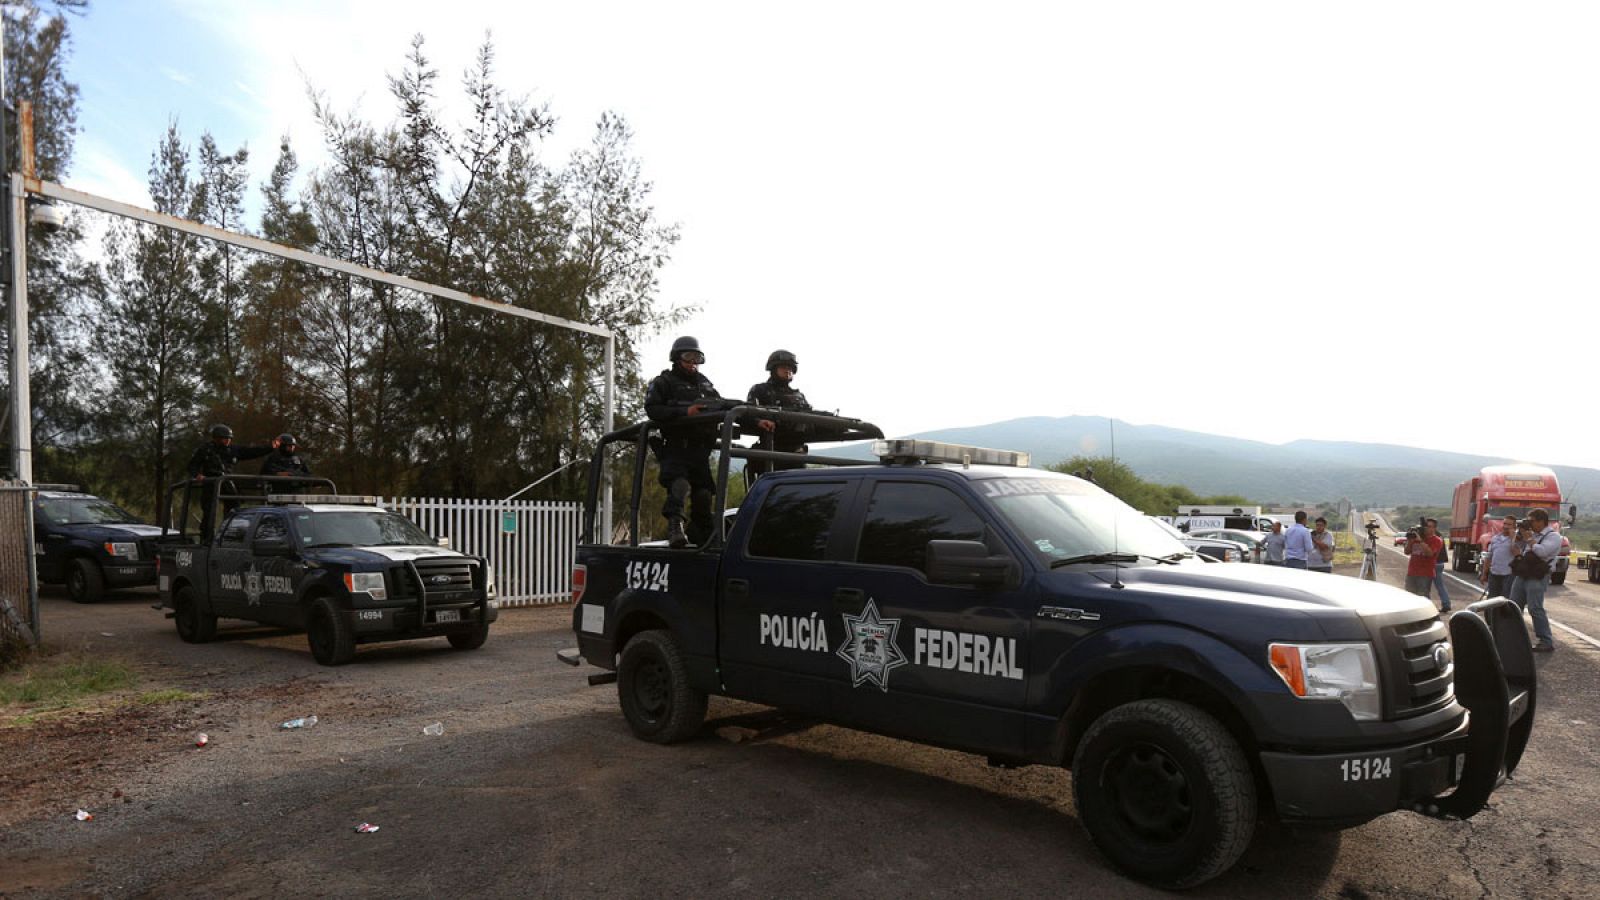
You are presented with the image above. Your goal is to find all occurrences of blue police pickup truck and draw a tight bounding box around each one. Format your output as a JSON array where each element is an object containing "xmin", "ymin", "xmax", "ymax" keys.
[
  {"xmin": 156, "ymin": 476, "xmax": 496, "ymax": 665},
  {"xmin": 34, "ymin": 490, "xmax": 171, "ymax": 603},
  {"xmin": 560, "ymin": 413, "xmax": 1536, "ymax": 889}
]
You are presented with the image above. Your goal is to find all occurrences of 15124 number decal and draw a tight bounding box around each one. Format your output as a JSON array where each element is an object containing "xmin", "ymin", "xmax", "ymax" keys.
[
  {"xmin": 625, "ymin": 560, "xmax": 670, "ymax": 592},
  {"xmin": 1340, "ymin": 756, "xmax": 1392, "ymax": 782}
]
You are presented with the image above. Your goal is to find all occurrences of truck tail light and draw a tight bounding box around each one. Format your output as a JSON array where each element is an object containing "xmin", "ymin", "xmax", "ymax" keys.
[{"xmin": 571, "ymin": 564, "xmax": 587, "ymax": 605}]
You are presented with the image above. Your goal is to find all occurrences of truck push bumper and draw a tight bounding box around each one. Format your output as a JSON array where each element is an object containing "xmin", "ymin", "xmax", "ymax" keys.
[{"xmin": 1260, "ymin": 599, "xmax": 1535, "ymax": 825}]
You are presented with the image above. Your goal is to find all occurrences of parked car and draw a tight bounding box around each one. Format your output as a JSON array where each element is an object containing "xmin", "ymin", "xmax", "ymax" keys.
[
  {"xmin": 1188, "ymin": 528, "xmax": 1267, "ymax": 563},
  {"xmin": 1150, "ymin": 517, "xmax": 1247, "ymax": 562}
]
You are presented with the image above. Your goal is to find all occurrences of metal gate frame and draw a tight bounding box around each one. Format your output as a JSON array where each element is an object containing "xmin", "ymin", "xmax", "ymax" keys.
[{"xmin": 4, "ymin": 175, "xmax": 618, "ymax": 641}]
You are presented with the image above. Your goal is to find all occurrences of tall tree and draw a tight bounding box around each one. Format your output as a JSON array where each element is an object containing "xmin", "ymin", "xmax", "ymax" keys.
[
  {"xmin": 1, "ymin": 0, "xmax": 95, "ymax": 481},
  {"xmin": 193, "ymin": 133, "xmax": 250, "ymax": 414},
  {"xmin": 98, "ymin": 123, "xmax": 207, "ymax": 513}
]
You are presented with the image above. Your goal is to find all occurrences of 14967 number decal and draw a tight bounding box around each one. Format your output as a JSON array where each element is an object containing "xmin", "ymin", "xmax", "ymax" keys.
[
  {"xmin": 1340, "ymin": 756, "xmax": 1392, "ymax": 782},
  {"xmin": 625, "ymin": 560, "xmax": 670, "ymax": 592}
]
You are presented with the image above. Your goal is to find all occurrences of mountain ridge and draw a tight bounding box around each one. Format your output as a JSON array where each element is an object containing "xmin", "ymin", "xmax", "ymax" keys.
[{"xmin": 842, "ymin": 416, "xmax": 1598, "ymax": 506}]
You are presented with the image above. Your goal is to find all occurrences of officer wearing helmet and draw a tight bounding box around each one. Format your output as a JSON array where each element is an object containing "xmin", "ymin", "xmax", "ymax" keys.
[
  {"xmin": 645, "ymin": 336, "xmax": 736, "ymax": 548},
  {"xmin": 260, "ymin": 433, "xmax": 312, "ymax": 478},
  {"xmin": 186, "ymin": 424, "xmax": 273, "ymax": 537},
  {"xmin": 745, "ymin": 349, "xmax": 812, "ymax": 482},
  {"xmin": 186, "ymin": 424, "xmax": 273, "ymax": 480}
]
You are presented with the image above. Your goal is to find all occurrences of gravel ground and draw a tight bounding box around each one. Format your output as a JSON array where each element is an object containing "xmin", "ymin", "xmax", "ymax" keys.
[{"xmin": 2, "ymin": 551, "xmax": 1598, "ymax": 898}]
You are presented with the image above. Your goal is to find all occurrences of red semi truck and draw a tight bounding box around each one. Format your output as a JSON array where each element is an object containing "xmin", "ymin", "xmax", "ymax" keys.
[{"xmin": 1448, "ymin": 464, "xmax": 1571, "ymax": 584}]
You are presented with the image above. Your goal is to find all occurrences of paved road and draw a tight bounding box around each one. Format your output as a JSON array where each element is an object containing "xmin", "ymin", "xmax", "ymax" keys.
[{"xmin": 2, "ymin": 551, "xmax": 1598, "ymax": 898}]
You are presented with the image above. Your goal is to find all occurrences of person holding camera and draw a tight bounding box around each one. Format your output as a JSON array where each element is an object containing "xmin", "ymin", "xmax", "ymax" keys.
[
  {"xmin": 1425, "ymin": 517, "xmax": 1451, "ymax": 611},
  {"xmin": 1478, "ymin": 515, "xmax": 1517, "ymax": 599},
  {"xmin": 1510, "ymin": 508, "xmax": 1561, "ymax": 652},
  {"xmin": 1404, "ymin": 520, "xmax": 1443, "ymax": 602},
  {"xmin": 1309, "ymin": 517, "xmax": 1334, "ymax": 574}
]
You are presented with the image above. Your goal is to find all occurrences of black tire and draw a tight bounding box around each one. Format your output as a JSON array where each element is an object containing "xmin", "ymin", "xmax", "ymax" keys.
[
  {"xmin": 66, "ymin": 557, "xmax": 105, "ymax": 604},
  {"xmin": 1071, "ymin": 699, "xmax": 1257, "ymax": 890},
  {"xmin": 617, "ymin": 630, "xmax": 707, "ymax": 744},
  {"xmin": 173, "ymin": 584, "xmax": 217, "ymax": 643},
  {"xmin": 1452, "ymin": 546, "xmax": 1472, "ymax": 573},
  {"xmin": 306, "ymin": 596, "xmax": 356, "ymax": 666},
  {"xmin": 447, "ymin": 618, "xmax": 490, "ymax": 651},
  {"xmin": 1550, "ymin": 570, "xmax": 1565, "ymax": 586},
  {"xmin": 1589, "ymin": 561, "xmax": 1600, "ymax": 584}
]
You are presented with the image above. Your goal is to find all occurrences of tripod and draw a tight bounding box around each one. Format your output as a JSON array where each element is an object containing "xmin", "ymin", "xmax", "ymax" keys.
[{"xmin": 1358, "ymin": 527, "xmax": 1380, "ymax": 581}]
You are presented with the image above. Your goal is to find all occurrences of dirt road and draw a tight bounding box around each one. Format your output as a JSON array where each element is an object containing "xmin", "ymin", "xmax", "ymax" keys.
[{"xmin": 2, "ymin": 552, "xmax": 1598, "ymax": 898}]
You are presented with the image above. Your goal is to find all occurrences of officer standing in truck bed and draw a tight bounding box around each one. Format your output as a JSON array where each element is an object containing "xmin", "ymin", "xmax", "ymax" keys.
[
  {"xmin": 645, "ymin": 337, "xmax": 752, "ymax": 548},
  {"xmin": 745, "ymin": 349, "xmax": 811, "ymax": 482},
  {"xmin": 186, "ymin": 424, "xmax": 274, "ymax": 536}
]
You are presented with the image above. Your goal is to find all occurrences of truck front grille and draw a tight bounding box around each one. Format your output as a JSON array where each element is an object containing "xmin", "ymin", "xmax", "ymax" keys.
[
  {"xmin": 1380, "ymin": 617, "xmax": 1454, "ymax": 718},
  {"xmin": 399, "ymin": 557, "xmax": 479, "ymax": 600}
]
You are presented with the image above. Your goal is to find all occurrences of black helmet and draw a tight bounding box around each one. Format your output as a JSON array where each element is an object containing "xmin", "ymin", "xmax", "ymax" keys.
[
  {"xmin": 765, "ymin": 349, "xmax": 798, "ymax": 373},
  {"xmin": 669, "ymin": 335, "xmax": 704, "ymax": 365},
  {"xmin": 209, "ymin": 424, "xmax": 234, "ymax": 440},
  {"xmin": 277, "ymin": 433, "xmax": 297, "ymax": 447}
]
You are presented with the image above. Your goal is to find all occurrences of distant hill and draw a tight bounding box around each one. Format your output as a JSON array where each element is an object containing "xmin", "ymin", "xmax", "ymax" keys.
[{"xmin": 840, "ymin": 416, "xmax": 1600, "ymax": 507}]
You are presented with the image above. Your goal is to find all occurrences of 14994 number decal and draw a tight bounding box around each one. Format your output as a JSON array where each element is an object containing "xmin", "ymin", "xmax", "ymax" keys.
[
  {"xmin": 1340, "ymin": 756, "xmax": 1392, "ymax": 782},
  {"xmin": 625, "ymin": 560, "xmax": 670, "ymax": 592}
]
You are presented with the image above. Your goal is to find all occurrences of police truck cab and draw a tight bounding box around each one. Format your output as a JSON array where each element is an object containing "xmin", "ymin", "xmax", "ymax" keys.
[
  {"xmin": 156, "ymin": 476, "xmax": 496, "ymax": 665},
  {"xmin": 561, "ymin": 413, "xmax": 1535, "ymax": 889}
]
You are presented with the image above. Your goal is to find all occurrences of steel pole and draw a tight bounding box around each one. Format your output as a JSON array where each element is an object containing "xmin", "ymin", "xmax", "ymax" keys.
[
  {"xmin": 602, "ymin": 333, "xmax": 615, "ymax": 542},
  {"xmin": 7, "ymin": 173, "xmax": 29, "ymax": 484}
]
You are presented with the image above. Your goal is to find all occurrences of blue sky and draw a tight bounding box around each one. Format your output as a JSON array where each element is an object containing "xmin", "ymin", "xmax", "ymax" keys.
[{"xmin": 52, "ymin": 2, "xmax": 1600, "ymax": 472}]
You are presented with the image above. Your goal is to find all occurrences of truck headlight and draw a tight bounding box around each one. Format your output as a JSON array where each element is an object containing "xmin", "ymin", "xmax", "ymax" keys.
[
  {"xmin": 1269, "ymin": 642, "xmax": 1381, "ymax": 721},
  {"xmin": 104, "ymin": 542, "xmax": 138, "ymax": 559},
  {"xmin": 343, "ymin": 571, "xmax": 388, "ymax": 601}
]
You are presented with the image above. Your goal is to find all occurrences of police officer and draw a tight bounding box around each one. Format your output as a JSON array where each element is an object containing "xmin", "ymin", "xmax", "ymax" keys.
[
  {"xmin": 186, "ymin": 424, "xmax": 273, "ymax": 536},
  {"xmin": 745, "ymin": 349, "xmax": 810, "ymax": 483},
  {"xmin": 187, "ymin": 424, "xmax": 274, "ymax": 480},
  {"xmin": 260, "ymin": 433, "xmax": 312, "ymax": 478},
  {"xmin": 645, "ymin": 337, "xmax": 725, "ymax": 549}
]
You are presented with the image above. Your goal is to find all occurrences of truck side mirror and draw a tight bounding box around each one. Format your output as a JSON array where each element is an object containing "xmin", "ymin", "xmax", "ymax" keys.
[
  {"xmin": 1569, "ymin": 505, "xmax": 1578, "ymax": 527},
  {"xmin": 926, "ymin": 540, "xmax": 1011, "ymax": 587}
]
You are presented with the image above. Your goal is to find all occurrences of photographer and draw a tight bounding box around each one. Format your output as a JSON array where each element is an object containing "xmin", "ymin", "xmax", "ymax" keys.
[
  {"xmin": 1403, "ymin": 519, "xmax": 1443, "ymax": 602},
  {"xmin": 1510, "ymin": 508, "xmax": 1561, "ymax": 652},
  {"xmin": 1426, "ymin": 517, "xmax": 1451, "ymax": 612},
  {"xmin": 1478, "ymin": 515, "xmax": 1517, "ymax": 599}
]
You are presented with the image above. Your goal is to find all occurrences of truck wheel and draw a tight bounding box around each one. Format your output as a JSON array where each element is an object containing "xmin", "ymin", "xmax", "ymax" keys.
[
  {"xmin": 1071, "ymin": 699, "xmax": 1256, "ymax": 890},
  {"xmin": 1590, "ymin": 561, "xmax": 1600, "ymax": 584},
  {"xmin": 447, "ymin": 619, "xmax": 490, "ymax": 651},
  {"xmin": 617, "ymin": 630, "xmax": 707, "ymax": 744},
  {"xmin": 66, "ymin": 558, "xmax": 105, "ymax": 604},
  {"xmin": 1550, "ymin": 570, "xmax": 1566, "ymax": 586},
  {"xmin": 306, "ymin": 596, "xmax": 356, "ymax": 666},
  {"xmin": 173, "ymin": 585, "xmax": 217, "ymax": 643}
]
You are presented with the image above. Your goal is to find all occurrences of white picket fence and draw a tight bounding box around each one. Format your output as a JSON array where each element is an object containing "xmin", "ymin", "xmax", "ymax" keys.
[{"xmin": 386, "ymin": 497, "xmax": 583, "ymax": 607}]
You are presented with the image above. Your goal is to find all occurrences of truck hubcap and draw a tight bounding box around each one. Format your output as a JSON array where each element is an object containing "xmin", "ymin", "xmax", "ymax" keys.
[
  {"xmin": 1106, "ymin": 743, "xmax": 1192, "ymax": 841},
  {"xmin": 634, "ymin": 657, "xmax": 669, "ymax": 719}
]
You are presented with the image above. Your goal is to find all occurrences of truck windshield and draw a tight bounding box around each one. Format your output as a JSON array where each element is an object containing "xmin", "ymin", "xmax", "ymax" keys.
[
  {"xmin": 35, "ymin": 496, "xmax": 141, "ymax": 526},
  {"xmin": 294, "ymin": 511, "xmax": 435, "ymax": 547},
  {"xmin": 983, "ymin": 480, "xmax": 1190, "ymax": 565},
  {"xmin": 1486, "ymin": 505, "xmax": 1556, "ymax": 521}
]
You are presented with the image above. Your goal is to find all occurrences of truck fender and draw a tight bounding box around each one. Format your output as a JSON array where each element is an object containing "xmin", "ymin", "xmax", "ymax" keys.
[
  {"xmin": 608, "ymin": 589, "xmax": 691, "ymax": 652},
  {"xmin": 1036, "ymin": 623, "xmax": 1281, "ymax": 763}
]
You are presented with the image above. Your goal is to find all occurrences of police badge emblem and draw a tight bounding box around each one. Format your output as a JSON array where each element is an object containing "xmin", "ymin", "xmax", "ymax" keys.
[{"xmin": 836, "ymin": 597, "xmax": 908, "ymax": 691}]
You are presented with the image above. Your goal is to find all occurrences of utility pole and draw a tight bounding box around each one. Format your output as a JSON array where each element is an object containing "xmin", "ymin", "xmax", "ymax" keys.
[{"xmin": 1, "ymin": 17, "xmax": 26, "ymax": 483}]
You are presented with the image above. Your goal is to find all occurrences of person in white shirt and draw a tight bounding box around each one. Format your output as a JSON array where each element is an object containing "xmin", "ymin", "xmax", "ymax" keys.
[
  {"xmin": 1262, "ymin": 522, "xmax": 1286, "ymax": 565},
  {"xmin": 1478, "ymin": 515, "xmax": 1517, "ymax": 599},
  {"xmin": 1510, "ymin": 508, "xmax": 1561, "ymax": 651}
]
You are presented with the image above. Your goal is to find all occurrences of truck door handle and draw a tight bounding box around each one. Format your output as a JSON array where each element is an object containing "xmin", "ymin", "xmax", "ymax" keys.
[
  {"xmin": 833, "ymin": 588, "xmax": 865, "ymax": 610},
  {"xmin": 726, "ymin": 578, "xmax": 750, "ymax": 600}
]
